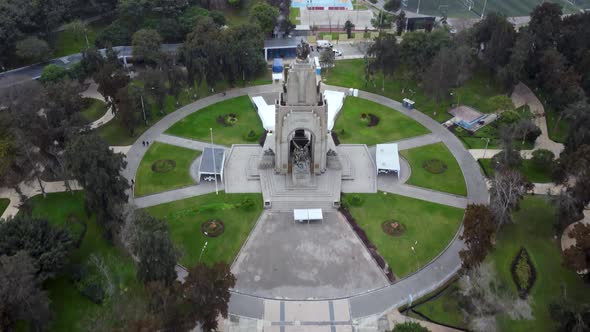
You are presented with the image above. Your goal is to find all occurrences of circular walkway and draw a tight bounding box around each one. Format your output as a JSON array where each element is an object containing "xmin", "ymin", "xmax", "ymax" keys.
[{"xmin": 122, "ymin": 84, "xmax": 489, "ymax": 322}]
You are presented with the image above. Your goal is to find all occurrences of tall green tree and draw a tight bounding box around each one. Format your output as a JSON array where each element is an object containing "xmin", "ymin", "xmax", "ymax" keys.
[
  {"xmin": 368, "ymin": 34, "xmax": 400, "ymax": 91},
  {"xmin": 65, "ymin": 133, "xmax": 130, "ymax": 239},
  {"xmin": 344, "ymin": 20, "xmax": 355, "ymax": 38},
  {"xmin": 249, "ymin": 2, "xmax": 279, "ymax": 35},
  {"xmin": 459, "ymin": 204, "xmax": 496, "ymax": 270},
  {"xmin": 132, "ymin": 212, "xmax": 180, "ymax": 285},
  {"xmin": 15, "ymin": 37, "xmax": 50, "ymax": 62},
  {"xmin": 184, "ymin": 263, "xmax": 236, "ymax": 332},
  {"xmin": 396, "ymin": 10, "xmax": 406, "ymax": 35},
  {"xmin": 0, "ymin": 215, "xmax": 73, "ymax": 281},
  {"xmin": 473, "ymin": 12, "xmax": 516, "ymax": 72},
  {"xmin": 132, "ymin": 29, "xmax": 163, "ymax": 65},
  {"xmin": 182, "ymin": 17, "xmax": 223, "ymax": 88},
  {"xmin": 0, "ymin": 251, "xmax": 52, "ymax": 332},
  {"xmin": 383, "ymin": 0, "xmax": 401, "ymax": 12}
]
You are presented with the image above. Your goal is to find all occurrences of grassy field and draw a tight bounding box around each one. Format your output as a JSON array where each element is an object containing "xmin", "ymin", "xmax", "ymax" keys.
[
  {"xmin": 145, "ymin": 192, "xmax": 263, "ymax": 267},
  {"xmin": 478, "ymin": 158, "xmax": 553, "ymax": 183},
  {"xmin": 452, "ymin": 71, "xmax": 510, "ymax": 114},
  {"xmin": 401, "ymin": 142, "xmax": 467, "ymax": 196},
  {"xmin": 81, "ymin": 98, "xmax": 107, "ymax": 123},
  {"xmin": 289, "ymin": 8, "xmax": 301, "ymax": 24},
  {"xmin": 333, "ymin": 97, "xmax": 430, "ymax": 145},
  {"xmin": 52, "ymin": 20, "xmax": 109, "ymax": 58},
  {"xmin": 165, "ymin": 96, "xmax": 264, "ymax": 146},
  {"xmin": 134, "ymin": 142, "xmax": 201, "ymax": 197},
  {"xmin": 399, "ymin": 0, "xmax": 583, "ymax": 18},
  {"xmin": 25, "ymin": 192, "xmax": 140, "ymax": 332},
  {"xmin": 545, "ymin": 106, "xmax": 569, "ymax": 144},
  {"xmin": 405, "ymin": 196, "xmax": 590, "ymax": 331},
  {"xmin": 0, "ymin": 198, "xmax": 9, "ymax": 216},
  {"xmin": 343, "ymin": 192, "xmax": 464, "ymax": 278},
  {"xmin": 408, "ymin": 282, "xmax": 467, "ymax": 329}
]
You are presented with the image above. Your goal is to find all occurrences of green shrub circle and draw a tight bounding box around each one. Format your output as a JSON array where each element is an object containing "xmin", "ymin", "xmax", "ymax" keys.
[
  {"xmin": 381, "ymin": 220, "xmax": 406, "ymax": 236},
  {"xmin": 151, "ymin": 159, "xmax": 176, "ymax": 173},
  {"xmin": 422, "ymin": 159, "xmax": 447, "ymax": 174},
  {"xmin": 201, "ymin": 220, "xmax": 225, "ymax": 237},
  {"xmin": 350, "ymin": 195, "xmax": 364, "ymax": 206}
]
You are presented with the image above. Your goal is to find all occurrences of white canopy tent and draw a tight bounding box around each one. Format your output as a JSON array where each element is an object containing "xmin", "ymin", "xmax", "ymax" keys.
[
  {"xmin": 376, "ymin": 143, "xmax": 400, "ymax": 177},
  {"xmin": 198, "ymin": 147, "xmax": 225, "ymax": 182},
  {"xmin": 251, "ymin": 90, "xmax": 345, "ymax": 132},
  {"xmin": 293, "ymin": 209, "xmax": 324, "ymax": 224}
]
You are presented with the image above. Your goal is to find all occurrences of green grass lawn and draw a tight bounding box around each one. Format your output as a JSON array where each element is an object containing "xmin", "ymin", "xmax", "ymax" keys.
[
  {"xmin": 134, "ymin": 142, "xmax": 201, "ymax": 197},
  {"xmin": 25, "ymin": 192, "xmax": 141, "ymax": 332},
  {"xmin": 165, "ymin": 96, "xmax": 264, "ymax": 146},
  {"xmin": 145, "ymin": 192, "xmax": 263, "ymax": 267},
  {"xmin": 324, "ymin": 60, "xmax": 506, "ymax": 123},
  {"xmin": 333, "ymin": 97, "xmax": 430, "ymax": 145},
  {"xmin": 81, "ymin": 98, "xmax": 107, "ymax": 123},
  {"xmin": 0, "ymin": 198, "xmax": 9, "ymax": 216},
  {"xmin": 479, "ymin": 158, "xmax": 553, "ymax": 183},
  {"xmin": 289, "ymin": 8, "xmax": 301, "ymax": 24},
  {"xmin": 343, "ymin": 192, "xmax": 464, "ymax": 278},
  {"xmin": 405, "ymin": 196, "xmax": 590, "ymax": 331},
  {"xmin": 52, "ymin": 20, "xmax": 109, "ymax": 58},
  {"xmin": 545, "ymin": 107, "xmax": 569, "ymax": 144},
  {"xmin": 409, "ymin": 282, "xmax": 467, "ymax": 329},
  {"xmin": 401, "ymin": 142, "xmax": 467, "ymax": 196}
]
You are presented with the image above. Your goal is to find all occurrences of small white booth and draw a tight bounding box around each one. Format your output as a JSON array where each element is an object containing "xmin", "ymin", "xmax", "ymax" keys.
[
  {"xmin": 376, "ymin": 143, "xmax": 401, "ymax": 177},
  {"xmin": 198, "ymin": 147, "xmax": 225, "ymax": 182}
]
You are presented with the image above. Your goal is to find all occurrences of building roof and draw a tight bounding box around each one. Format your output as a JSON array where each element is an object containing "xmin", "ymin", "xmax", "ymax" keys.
[
  {"xmin": 376, "ymin": 143, "xmax": 400, "ymax": 172},
  {"xmin": 264, "ymin": 38, "xmax": 303, "ymax": 50},
  {"xmin": 448, "ymin": 105, "xmax": 484, "ymax": 123},
  {"xmin": 199, "ymin": 147, "xmax": 225, "ymax": 174}
]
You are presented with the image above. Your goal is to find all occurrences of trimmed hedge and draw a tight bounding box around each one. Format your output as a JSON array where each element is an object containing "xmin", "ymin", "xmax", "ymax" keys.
[{"xmin": 510, "ymin": 247, "xmax": 536, "ymax": 299}]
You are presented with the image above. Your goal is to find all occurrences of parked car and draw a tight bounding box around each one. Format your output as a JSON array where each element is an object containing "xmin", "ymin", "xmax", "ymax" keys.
[
  {"xmin": 316, "ymin": 40, "xmax": 333, "ymax": 49},
  {"xmin": 332, "ymin": 48, "xmax": 342, "ymax": 56}
]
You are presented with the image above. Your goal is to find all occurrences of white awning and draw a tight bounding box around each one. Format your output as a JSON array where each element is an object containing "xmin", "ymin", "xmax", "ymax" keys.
[
  {"xmin": 376, "ymin": 143, "xmax": 400, "ymax": 174},
  {"xmin": 323, "ymin": 90, "xmax": 345, "ymax": 130},
  {"xmin": 307, "ymin": 209, "xmax": 323, "ymax": 220},
  {"xmin": 293, "ymin": 209, "xmax": 323, "ymax": 222},
  {"xmin": 252, "ymin": 96, "xmax": 276, "ymax": 131}
]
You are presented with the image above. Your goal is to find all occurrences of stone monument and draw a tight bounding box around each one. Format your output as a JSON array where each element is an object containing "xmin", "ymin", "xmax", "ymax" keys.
[{"xmin": 274, "ymin": 40, "xmax": 328, "ymax": 185}]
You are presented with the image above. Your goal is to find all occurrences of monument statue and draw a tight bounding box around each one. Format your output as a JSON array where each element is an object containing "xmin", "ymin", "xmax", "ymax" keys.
[
  {"xmin": 296, "ymin": 39, "xmax": 311, "ymax": 61},
  {"xmin": 292, "ymin": 141, "xmax": 311, "ymax": 172}
]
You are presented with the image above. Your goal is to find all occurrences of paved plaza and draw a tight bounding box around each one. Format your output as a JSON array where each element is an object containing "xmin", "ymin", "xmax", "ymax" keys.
[{"xmin": 231, "ymin": 211, "xmax": 390, "ymax": 299}]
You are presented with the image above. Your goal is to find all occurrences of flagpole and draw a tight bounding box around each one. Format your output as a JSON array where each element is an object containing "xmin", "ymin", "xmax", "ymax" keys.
[{"xmin": 210, "ymin": 128, "xmax": 219, "ymax": 195}]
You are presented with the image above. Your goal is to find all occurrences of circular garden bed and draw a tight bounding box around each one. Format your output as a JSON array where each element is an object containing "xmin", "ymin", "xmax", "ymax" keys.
[
  {"xmin": 217, "ymin": 113, "xmax": 238, "ymax": 126},
  {"xmin": 360, "ymin": 113, "xmax": 380, "ymax": 127},
  {"xmin": 201, "ymin": 220, "xmax": 225, "ymax": 237},
  {"xmin": 381, "ymin": 220, "xmax": 406, "ymax": 236},
  {"xmin": 422, "ymin": 159, "xmax": 448, "ymax": 174},
  {"xmin": 151, "ymin": 159, "xmax": 176, "ymax": 173}
]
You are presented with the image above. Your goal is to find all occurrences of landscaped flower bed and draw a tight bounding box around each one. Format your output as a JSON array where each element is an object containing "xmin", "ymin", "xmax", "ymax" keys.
[
  {"xmin": 422, "ymin": 159, "xmax": 448, "ymax": 174},
  {"xmin": 201, "ymin": 219, "xmax": 225, "ymax": 237},
  {"xmin": 216, "ymin": 113, "xmax": 238, "ymax": 126},
  {"xmin": 151, "ymin": 159, "xmax": 176, "ymax": 173},
  {"xmin": 510, "ymin": 247, "xmax": 536, "ymax": 299},
  {"xmin": 382, "ymin": 220, "xmax": 406, "ymax": 236}
]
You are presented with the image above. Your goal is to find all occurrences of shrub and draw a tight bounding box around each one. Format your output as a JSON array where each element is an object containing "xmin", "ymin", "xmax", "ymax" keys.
[
  {"xmin": 241, "ymin": 198, "xmax": 255, "ymax": 211},
  {"xmin": 15, "ymin": 37, "xmax": 50, "ymax": 62},
  {"xmin": 40, "ymin": 64, "xmax": 68, "ymax": 84},
  {"xmin": 367, "ymin": 114, "xmax": 380, "ymax": 127},
  {"xmin": 422, "ymin": 159, "xmax": 447, "ymax": 174},
  {"xmin": 498, "ymin": 110, "xmax": 521, "ymax": 126},
  {"xmin": 68, "ymin": 264, "xmax": 87, "ymax": 283},
  {"xmin": 244, "ymin": 130, "xmax": 258, "ymax": 142},
  {"xmin": 80, "ymin": 281, "xmax": 105, "ymax": 304},
  {"xmin": 510, "ymin": 247, "xmax": 536, "ymax": 299},
  {"xmin": 391, "ymin": 322, "xmax": 430, "ymax": 332},
  {"xmin": 524, "ymin": 126, "xmax": 542, "ymax": 143},
  {"xmin": 350, "ymin": 195, "xmax": 364, "ymax": 206},
  {"xmin": 531, "ymin": 149, "xmax": 554, "ymax": 169}
]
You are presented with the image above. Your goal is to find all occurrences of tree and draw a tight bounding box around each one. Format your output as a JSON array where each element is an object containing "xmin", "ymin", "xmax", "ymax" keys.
[
  {"xmin": 0, "ymin": 215, "xmax": 73, "ymax": 281},
  {"xmin": 561, "ymin": 144, "xmax": 590, "ymax": 209},
  {"xmin": 492, "ymin": 126, "xmax": 523, "ymax": 170},
  {"xmin": 531, "ymin": 149, "xmax": 554, "ymax": 169},
  {"xmin": 40, "ymin": 64, "xmax": 68, "ymax": 84},
  {"xmin": 0, "ymin": 251, "xmax": 52, "ymax": 331},
  {"xmin": 391, "ymin": 322, "xmax": 430, "ymax": 332},
  {"xmin": 368, "ymin": 34, "xmax": 400, "ymax": 91},
  {"xmin": 514, "ymin": 119, "xmax": 541, "ymax": 145},
  {"xmin": 80, "ymin": 47, "xmax": 105, "ymax": 78},
  {"xmin": 132, "ymin": 29, "xmax": 163, "ymax": 65},
  {"xmin": 396, "ymin": 10, "xmax": 406, "ymax": 35},
  {"xmin": 383, "ymin": 0, "xmax": 401, "ymax": 12},
  {"xmin": 537, "ymin": 48, "xmax": 584, "ymax": 109},
  {"xmin": 132, "ymin": 212, "xmax": 180, "ymax": 285},
  {"xmin": 65, "ymin": 133, "xmax": 130, "ymax": 239},
  {"xmin": 344, "ymin": 20, "xmax": 355, "ymax": 38},
  {"xmin": 563, "ymin": 101, "xmax": 590, "ymax": 155},
  {"xmin": 319, "ymin": 48, "xmax": 335, "ymax": 72},
  {"xmin": 528, "ymin": 2, "xmax": 563, "ymax": 53},
  {"xmin": 399, "ymin": 30, "xmax": 452, "ymax": 79},
  {"xmin": 550, "ymin": 294, "xmax": 590, "ymax": 332},
  {"xmin": 458, "ymin": 262, "xmax": 532, "ymax": 332},
  {"xmin": 473, "ymin": 13, "xmax": 516, "ymax": 72},
  {"xmin": 116, "ymin": 86, "xmax": 143, "ymax": 136},
  {"xmin": 249, "ymin": 2, "xmax": 279, "ymax": 35},
  {"xmin": 423, "ymin": 47, "xmax": 457, "ymax": 113},
  {"xmin": 223, "ymin": 23, "xmax": 267, "ymax": 84},
  {"xmin": 562, "ymin": 222, "xmax": 590, "ymax": 275},
  {"xmin": 371, "ymin": 11, "xmax": 394, "ymax": 30},
  {"xmin": 93, "ymin": 62, "xmax": 129, "ymax": 113},
  {"xmin": 64, "ymin": 19, "xmax": 90, "ymax": 48},
  {"xmin": 551, "ymin": 190, "xmax": 582, "ymax": 232},
  {"xmin": 459, "ymin": 204, "xmax": 495, "ymax": 269},
  {"xmin": 489, "ymin": 169, "xmax": 530, "ymax": 229},
  {"xmin": 184, "ymin": 263, "xmax": 236, "ymax": 332},
  {"xmin": 182, "ymin": 17, "xmax": 223, "ymax": 88},
  {"xmin": 142, "ymin": 68, "xmax": 167, "ymax": 115},
  {"xmin": 15, "ymin": 37, "xmax": 50, "ymax": 62}
]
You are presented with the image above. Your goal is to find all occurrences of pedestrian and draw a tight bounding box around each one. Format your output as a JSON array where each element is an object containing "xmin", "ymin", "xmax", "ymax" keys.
[
  {"xmin": 142, "ymin": 141, "xmax": 145, "ymax": 146},
  {"xmin": 146, "ymin": 141, "xmax": 149, "ymax": 146},
  {"xmin": 131, "ymin": 179, "xmax": 135, "ymax": 187}
]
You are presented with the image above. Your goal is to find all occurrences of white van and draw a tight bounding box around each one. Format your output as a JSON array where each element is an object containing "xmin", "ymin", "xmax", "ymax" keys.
[{"xmin": 316, "ymin": 40, "xmax": 333, "ymax": 49}]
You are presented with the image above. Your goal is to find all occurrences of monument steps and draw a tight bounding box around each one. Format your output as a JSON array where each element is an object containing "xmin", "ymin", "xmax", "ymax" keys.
[{"xmin": 269, "ymin": 200, "xmax": 337, "ymax": 211}]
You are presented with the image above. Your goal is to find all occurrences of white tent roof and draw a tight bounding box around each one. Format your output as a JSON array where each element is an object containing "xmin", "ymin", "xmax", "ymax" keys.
[
  {"xmin": 376, "ymin": 143, "xmax": 400, "ymax": 173},
  {"xmin": 251, "ymin": 90, "xmax": 345, "ymax": 132}
]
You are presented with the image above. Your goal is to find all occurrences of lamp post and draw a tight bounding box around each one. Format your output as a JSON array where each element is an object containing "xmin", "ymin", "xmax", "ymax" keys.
[
  {"xmin": 417, "ymin": 0, "xmax": 421, "ymax": 14},
  {"xmin": 210, "ymin": 128, "xmax": 219, "ymax": 195},
  {"xmin": 481, "ymin": 137, "xmax": 491, "ymax": 159},
  {"xmin": 481, "ymin": 0, "xmax": 488, "ymax": 19}
]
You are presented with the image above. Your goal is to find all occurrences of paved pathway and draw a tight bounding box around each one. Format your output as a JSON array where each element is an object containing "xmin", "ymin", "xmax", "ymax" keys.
[
  {"xmin": 561, "ymin": 209, "xmax": 590, "ymax": 252},
  {"xmin": 155, "ymin": 134, "xmax": 228, "ymax": 151},
  {"xmin": 81, "ymin": 80, "xmax": 116, "ymax": 129}
]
